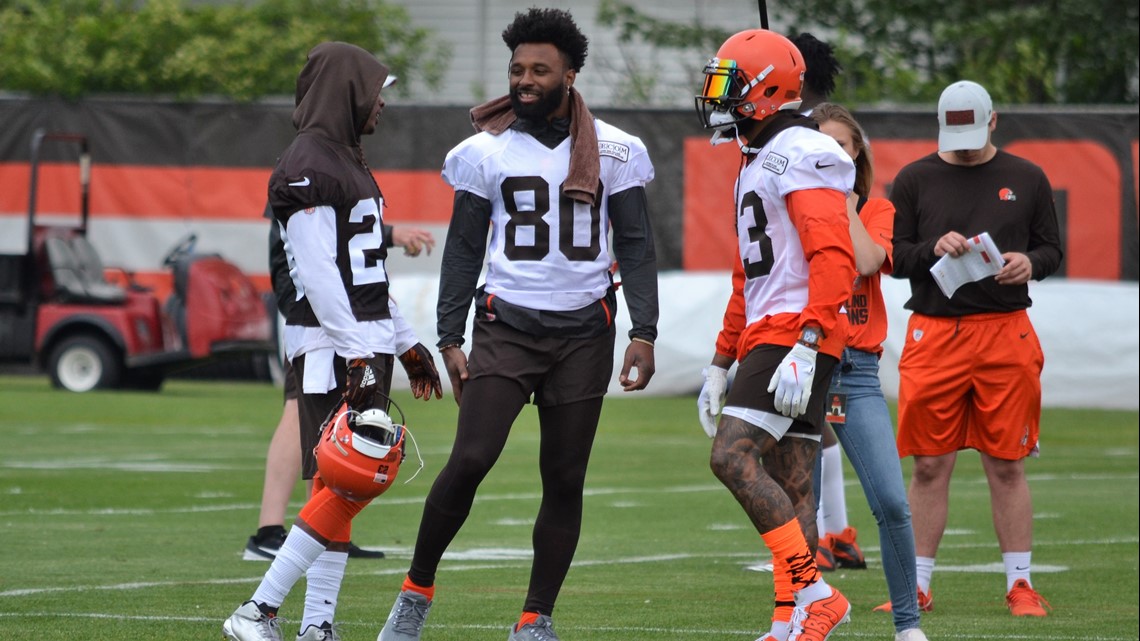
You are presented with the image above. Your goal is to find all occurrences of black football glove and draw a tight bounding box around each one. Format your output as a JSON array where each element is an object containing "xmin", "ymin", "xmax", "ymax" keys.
[
  {"xmin": 344, "ymin": 358, "xmax": 378, "ymax": 410},
  {"xmin": 398, "ymin": 343, "xmax": 443, "ymax": 400}
]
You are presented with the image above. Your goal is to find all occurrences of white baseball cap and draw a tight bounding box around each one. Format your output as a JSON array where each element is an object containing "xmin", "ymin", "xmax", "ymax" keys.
[{"xmin": 937, "ymin": 80, "xmax": 993, "ymax": 152}]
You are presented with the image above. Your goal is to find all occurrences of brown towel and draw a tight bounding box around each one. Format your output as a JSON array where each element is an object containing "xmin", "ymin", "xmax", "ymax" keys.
[{"xmin": 469, "ymin": 88, "xmax": 600, "ymax": 206}]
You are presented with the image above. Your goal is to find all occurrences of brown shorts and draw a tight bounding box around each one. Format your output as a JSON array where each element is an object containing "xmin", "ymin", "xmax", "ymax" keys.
[
  {"xmin": 897, "ymin": 310, "xmax": 1042, "ymax": 460},
  {"xmin": 292, "ymin": 352, "xmax": 394, "ymax": 479},
  {"xmin": 283, "ymin": 359, "xmax": 298, "ymax": 401},
  {"xmin": 724, "ymin": 344, "xmax": 839, "ymax": 437},
  {"xmin": 466, "ymin": 317, "xmax": 615, "ymax": 407}
]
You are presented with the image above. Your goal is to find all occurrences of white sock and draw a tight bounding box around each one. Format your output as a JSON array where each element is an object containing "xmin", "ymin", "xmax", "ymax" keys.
[
  {"xmin": 794, "ymin": 577, "xmax": 832, "ymax": 605},
  {"xmin": 819, "ymin": 444, "xmax": 848, "ymax": 536},
  {"xmin": 302, "ymin": 549, "xmax": 349, "ymax": 629},
  {"xmin": 769, "ymin": 620, "xmax": 790, "ymax": 641},
  {"xmin": 251, "ymin": 527, "xmax": 326, "ymax": 608},
  {"xmin": 915, "ymin": 556, "xmax": 935, "ymax": 594},
  {"xmin": 1003, "ymin": 551, "xmax": 1031, "ymax": 591}
]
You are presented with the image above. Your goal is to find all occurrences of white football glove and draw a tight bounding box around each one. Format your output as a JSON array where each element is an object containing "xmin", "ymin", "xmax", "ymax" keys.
[
  {"xmin": 767, "ymin": 343, "xmax": 818, "ymax": 418},
  {"xmin": 697, "ymin": 366, "xmax": 729, "ymax": 438}
]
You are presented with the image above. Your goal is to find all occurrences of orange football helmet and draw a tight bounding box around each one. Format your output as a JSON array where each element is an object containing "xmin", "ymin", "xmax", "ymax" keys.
[
  {"xmin": 695, "ymin": 29, "xmax": 805, "ymax": 131},
  {"xmin": 315, "ymin": 402, "xmax": 405, "ymax": 502}
]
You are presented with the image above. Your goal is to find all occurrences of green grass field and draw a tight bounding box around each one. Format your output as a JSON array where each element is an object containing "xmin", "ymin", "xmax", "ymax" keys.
[{"xmin": 1, "ymin": 375, "xmax": 1136, "ymax": 640}]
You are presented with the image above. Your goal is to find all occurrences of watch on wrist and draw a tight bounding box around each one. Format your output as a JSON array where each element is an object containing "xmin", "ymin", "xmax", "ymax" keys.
[{"xmin": 798, "ymin": 327, "xmax": 821, "ymax": 349}]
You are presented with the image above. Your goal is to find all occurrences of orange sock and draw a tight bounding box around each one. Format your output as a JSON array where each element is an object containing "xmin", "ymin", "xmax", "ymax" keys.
[
  {"xmin": 402, "ymin": 575, "xmax": 435, "ymax": 601},
  {"xmin": 297, "ymin": 487, "xmax": 367, "ymax": 541},
  {"xmin": 770, "ymin": 545, "xmax": 794, "ymax": 625},
  {"xmin": 516, "ymin": 611, "xmax": 541, "ymax": 631},
  {"xmin": 761, "ymin": 519, "xmax": 820, "ymax": 593}
]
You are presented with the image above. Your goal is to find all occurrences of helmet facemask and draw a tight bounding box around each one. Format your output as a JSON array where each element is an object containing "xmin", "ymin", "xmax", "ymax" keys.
[
  {"xmin": 694, "ymin": 30, "xmax": 807, "ymax": 150},
  {"xmin": 351, "ymin": 409, "xmax": 402, "ymax": 457},
  {"xmin": 696, "ymin": 58, "xmax": 785, "ymax": 148}
]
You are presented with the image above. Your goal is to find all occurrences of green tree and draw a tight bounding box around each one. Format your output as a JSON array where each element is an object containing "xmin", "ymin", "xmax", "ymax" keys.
[
  {"xmin": 0, "ymin": 0, "xmax": 451, "ymax": 101},
  {"xmin": 594, "ymin": 0, "xmax": 730, "ymax": 105},
  {"xmin": 596, "ymin": 0, "xmax": 1139, "ymax": 105}
]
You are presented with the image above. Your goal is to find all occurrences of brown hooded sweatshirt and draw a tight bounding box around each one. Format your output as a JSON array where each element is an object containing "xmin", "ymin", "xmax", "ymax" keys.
[{"xmin": 268, "ymin": 42, "xmax": 395, "ymax": 327}]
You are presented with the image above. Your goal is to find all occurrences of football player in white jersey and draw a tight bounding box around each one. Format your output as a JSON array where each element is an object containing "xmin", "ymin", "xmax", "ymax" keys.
[
  {"xmin": 223, "ymin": 42, "xmax": 442, "ymax": 641},
  {"xmin": 693, "ymin": 30, "xmax": 857, "ymax": 641},
  {"xmin": 378, "ymin": 8, "xmax": 659, "ymax": 641}
]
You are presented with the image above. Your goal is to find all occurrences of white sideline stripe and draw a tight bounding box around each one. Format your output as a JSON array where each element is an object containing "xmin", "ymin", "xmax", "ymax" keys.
[
  {"xmin": 0, "ymin": 614, "xmax": 1120, "ymax": 641},
  {"xmin": 2, "ymin": 471, "xmax": 1136, "ymax": 517},
  {"xmin": 0, "ymin": 485, "xmax": 722, "ymax": 517},
  {"xmin": 0, "ymin": 553, "xmax": 697, "ymax": 598},
  {"xmin": 3, "ymin": 535, "xmax": 1130, "ymax": 601},
  {"xmin": 0, "ymin": 553, "xmax": 1131, "ymax": 641},
  {"xmin": 10, "ymin": 448, "xmax": 1140, "ymax": 485}
]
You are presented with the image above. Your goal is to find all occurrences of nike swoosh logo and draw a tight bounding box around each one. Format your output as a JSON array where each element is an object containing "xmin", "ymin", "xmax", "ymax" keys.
[
  {"xmin": 1019, "ymin": 332, "xmax": 1030, "ymax": 339},
  {"xmin": 1015, "ymin": 565, "xmax": 1029, "ymax": 571},
  {"xmin": 815, "ymin": 161, "xmax": 834, "ymax": 169},
  {"xmin": 288, "ymin": 177, "xmax": 311, "ymax": 187},
  {"xmin": 790, "ymin": 361, "xmax": 799, "ymax": 382}
]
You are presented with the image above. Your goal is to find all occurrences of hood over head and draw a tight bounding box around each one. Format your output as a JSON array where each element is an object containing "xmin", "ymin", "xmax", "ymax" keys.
[{"xmin": 293, "ymin": 42, "xmax": 393, "ymax": 144}]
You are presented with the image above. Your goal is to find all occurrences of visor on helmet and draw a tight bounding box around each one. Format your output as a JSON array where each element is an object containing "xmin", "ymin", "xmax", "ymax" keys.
[{"xmin": 700, "ymin": 58, "xmax": 745, "ymax": 109}]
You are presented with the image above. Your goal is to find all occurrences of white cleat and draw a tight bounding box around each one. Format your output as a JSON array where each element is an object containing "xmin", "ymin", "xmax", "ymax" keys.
[{"xmin": 223, "ymin": 601, "xmax": 283, "ymax": 641}]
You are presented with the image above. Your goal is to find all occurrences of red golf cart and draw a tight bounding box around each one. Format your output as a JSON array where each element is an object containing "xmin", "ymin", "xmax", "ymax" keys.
[{"xmin": 0, "ymin": 129, "xmax": 273, "ymax": 391}]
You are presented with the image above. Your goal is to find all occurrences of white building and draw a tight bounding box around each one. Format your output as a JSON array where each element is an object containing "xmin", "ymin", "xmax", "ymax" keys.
[{"xmin": 389, "ymin": 0, "xmax": 780, "ymax": 107}]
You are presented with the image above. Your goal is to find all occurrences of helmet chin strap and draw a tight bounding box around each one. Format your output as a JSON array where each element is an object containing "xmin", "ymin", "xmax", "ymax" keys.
[
  {"xmin": 400, "ymin": 425, "xmax": 424, "ymax": 485},
  {"xmin": 709, "ymin": 119, "xmax": 763, "ymax": 155}
]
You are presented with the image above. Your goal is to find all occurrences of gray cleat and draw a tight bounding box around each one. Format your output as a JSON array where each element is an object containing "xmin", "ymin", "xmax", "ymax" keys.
[
  {"xmin": 377, "ymin": 590, "xmax": 433, "ymax": 641},
  {"xmin": 507, "ymin": 615, "xmax": 561, "ymax": 641}
]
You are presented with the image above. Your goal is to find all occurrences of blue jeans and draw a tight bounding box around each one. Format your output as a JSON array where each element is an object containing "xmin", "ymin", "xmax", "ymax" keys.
[{"xmin": 829, "ymin": 347, "xmax": 920, "ymax": 632}]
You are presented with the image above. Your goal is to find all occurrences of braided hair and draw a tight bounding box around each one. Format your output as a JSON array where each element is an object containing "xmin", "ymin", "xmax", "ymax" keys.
[{"xmin": 791, "ymin": 32, "xmax": 841, "ymax": 101}]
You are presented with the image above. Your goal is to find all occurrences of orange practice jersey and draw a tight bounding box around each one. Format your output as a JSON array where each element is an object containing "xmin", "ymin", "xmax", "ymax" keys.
[{"xmin": 844, "ymin": 197, "xmax": 894, "ymax": 354}]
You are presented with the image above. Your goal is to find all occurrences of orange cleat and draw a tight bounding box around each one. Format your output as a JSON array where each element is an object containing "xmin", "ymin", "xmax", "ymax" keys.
[
  {"xmin": 788, "ymin": 586, "xmax": 851, "ymax": 641},
  {"xmin": 873, "ymin": 587, "xmax": 932, "ymax": 613},
  {"xmin": 815, "ymin": 544, "xmax": 836, "ymax": 572},
  {"xmin": 1006, "ymin": 579, "xmax": 1051, "ymax": 617},
  {"xmin": 824, "ymin": 526, "xmax": 866, "ymax": 569}
]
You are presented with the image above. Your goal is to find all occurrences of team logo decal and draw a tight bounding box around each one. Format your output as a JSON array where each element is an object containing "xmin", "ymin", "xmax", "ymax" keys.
[
  {"xmin": 598, "ymin": 141, "xmax": 630, "ymax": 162},
  {"xmin": 762, "ymin": 152, "xmax": 789, "ymax": 174},
  {"xmin": 999, "ymin": 187, "xmax": 1017, "ymax": 201},
  {"xmin": 912, "ymin": 328, "xmax": 924, "ymax": 342}
]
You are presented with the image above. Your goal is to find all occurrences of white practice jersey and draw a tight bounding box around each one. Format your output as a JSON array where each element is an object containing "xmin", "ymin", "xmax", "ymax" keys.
[
  {"xmin": 735, "ymin": 125, "xmax": 855, "ymax": 325},
  {"xmin": 280, "ymin": 203, "xmax": 417, "ymax": 362},
  {"xmin": 442, "ymin": 119, "xmax": 654, "ymax": 311}
]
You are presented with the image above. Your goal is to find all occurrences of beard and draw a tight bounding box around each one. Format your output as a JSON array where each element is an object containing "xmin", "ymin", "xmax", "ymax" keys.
[{"xmin": 510, "ymin": 81, "xmax": 566, "ymax": 120}]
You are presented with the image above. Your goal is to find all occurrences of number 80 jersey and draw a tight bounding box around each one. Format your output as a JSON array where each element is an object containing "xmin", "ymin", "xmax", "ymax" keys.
[{"xmin": 442, "ymin": 119, "xmax": 654, "ymax": 312}]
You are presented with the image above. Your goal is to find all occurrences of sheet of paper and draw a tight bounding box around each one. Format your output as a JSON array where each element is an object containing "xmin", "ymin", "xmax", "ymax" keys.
[{"xmin": 929, "ymin": 232, "xmax": 1006, "ymax": 298}]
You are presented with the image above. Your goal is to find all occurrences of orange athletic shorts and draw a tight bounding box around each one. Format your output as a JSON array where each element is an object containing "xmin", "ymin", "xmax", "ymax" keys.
[{"xmin": 897, "ymin": 310, "xmax": 1043, "ymax": 460}]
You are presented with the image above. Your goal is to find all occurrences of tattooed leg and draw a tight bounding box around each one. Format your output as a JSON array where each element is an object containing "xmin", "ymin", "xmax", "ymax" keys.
[
  {"xmin": 764, "ymin": 437, "xmax": 822, "ymax": 550},
  {"xmin": 710, "ymin": 415, "xmax": 801, "ymax": 534}
]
